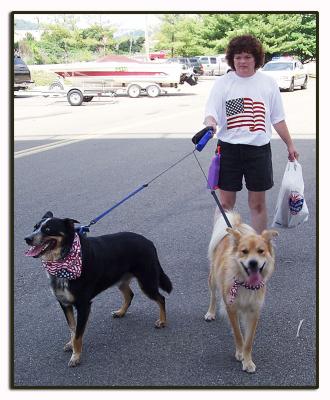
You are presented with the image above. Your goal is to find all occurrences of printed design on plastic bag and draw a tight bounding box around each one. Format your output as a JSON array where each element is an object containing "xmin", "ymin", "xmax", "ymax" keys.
[{"xmin": 288, "ymin": 191, "xmax": 304, "ymax": 215}]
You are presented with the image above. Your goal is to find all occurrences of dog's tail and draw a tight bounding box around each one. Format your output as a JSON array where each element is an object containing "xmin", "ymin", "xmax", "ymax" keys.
[{"xmin": 159, "ymin": 267, "xmax": 173, "ymax": 294}]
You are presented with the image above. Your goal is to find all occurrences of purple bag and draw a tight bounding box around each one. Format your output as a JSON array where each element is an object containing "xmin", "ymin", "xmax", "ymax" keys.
[{"xmin": 207, "ymin": 146, "xmax": 221, "ymax": 190}]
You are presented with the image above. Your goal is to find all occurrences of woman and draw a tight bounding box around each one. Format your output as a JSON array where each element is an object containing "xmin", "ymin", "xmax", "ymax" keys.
[{"xmin": 204, "ymin": 34, "xmax": 299, "ymax": 233}]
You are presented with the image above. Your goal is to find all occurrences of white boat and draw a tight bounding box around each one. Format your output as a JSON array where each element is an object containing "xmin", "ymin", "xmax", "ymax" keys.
[{"xmin": 44, "ymin": 55, "xmax": 198, "ymax": 104}]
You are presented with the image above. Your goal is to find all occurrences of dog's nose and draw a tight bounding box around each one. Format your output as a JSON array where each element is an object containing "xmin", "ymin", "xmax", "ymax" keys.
[
  {"xmin": 248, "ymin": 259, "xmax": 259, "ymax": 271},
  {"xmin": 24, "ymin": 236, "xmax": 33, "ymax": 245}
]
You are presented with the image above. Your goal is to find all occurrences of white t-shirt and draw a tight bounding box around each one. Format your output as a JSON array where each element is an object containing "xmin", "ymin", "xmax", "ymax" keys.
[{"xmin": 204, "ymin": 70, "xmax": 285, "ymax": 146}]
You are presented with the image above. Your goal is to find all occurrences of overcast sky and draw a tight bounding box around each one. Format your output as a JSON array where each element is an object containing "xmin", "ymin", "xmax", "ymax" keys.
[{"xmin": 16, "ymin": 13, "xmax": 161, "ymax": 32}]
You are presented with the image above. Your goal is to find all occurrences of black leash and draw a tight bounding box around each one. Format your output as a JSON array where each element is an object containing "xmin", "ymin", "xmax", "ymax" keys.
[
  {"xmin": 78, "ymin": 128, "xmax": 232, "ymax": 234},
  {"xmin": 79, "ymin": 149, "xmax": 196, "ymax": 233}
]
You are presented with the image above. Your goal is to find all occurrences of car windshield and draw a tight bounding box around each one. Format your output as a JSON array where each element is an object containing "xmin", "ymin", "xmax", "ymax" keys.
[{"xmin": 263, "ymin": 62, "xmax": 293, "ymax": 71}]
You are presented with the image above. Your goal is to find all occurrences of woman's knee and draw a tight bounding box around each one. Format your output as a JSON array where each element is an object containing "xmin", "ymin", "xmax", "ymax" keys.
[
  {"xmin": 221, "ymin": 201, "xmax": 235, "ymax": 211},
  {"xmin": 220, "ymin": 191, "xmax": 236, "ymax": 211}
]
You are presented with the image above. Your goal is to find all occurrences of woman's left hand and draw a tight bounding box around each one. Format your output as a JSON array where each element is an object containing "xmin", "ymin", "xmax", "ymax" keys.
[{"xmin": 288, "ymin": 144, "xmax": 299, "ymax": 161}]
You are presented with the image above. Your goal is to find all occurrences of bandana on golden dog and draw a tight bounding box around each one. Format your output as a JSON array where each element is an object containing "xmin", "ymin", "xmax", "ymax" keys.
[{"xmin": 205, "ymin": 212, "xmax": 278, "ymax": 373}]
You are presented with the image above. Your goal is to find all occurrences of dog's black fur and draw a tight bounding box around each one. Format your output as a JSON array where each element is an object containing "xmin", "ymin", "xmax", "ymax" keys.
[{"xmin": 24, "ymin": 211, "xmax": 172, "ymax": 367}]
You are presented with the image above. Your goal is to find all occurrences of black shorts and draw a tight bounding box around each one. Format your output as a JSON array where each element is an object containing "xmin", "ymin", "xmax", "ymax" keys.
[{"xmin": 217, "ymin": 140, "xmax": 274, "ymax": 192}]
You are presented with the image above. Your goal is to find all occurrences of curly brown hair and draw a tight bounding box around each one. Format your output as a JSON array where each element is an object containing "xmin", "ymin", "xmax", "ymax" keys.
[{"xmin": 225, "ymin": 35, "xmax": 265, "ymax": 70}]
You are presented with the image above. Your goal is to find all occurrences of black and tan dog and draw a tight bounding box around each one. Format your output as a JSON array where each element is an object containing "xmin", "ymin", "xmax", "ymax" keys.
[{"xmin": 24, "ymin": 211, "xmax": 172, "ymax": 367}]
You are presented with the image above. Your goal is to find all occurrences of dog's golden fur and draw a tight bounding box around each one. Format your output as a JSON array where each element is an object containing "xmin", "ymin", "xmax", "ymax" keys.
[{"xmin": 205, "ymin": 212, "xmax": 278, "ymax": 373}]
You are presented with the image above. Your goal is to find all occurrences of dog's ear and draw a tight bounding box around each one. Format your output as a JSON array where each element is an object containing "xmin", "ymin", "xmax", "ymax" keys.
[
  {"xmin": 226, "ymin": 227, "xmax": 241, "ymax": 243},
  {"xmin": 261, "ymin": 230, "xmax": 278, "ymax": 243},
  {"xmin": 42, "ymin": 211, "xmax": 53, "ymax": 219},
  {"xmin": 64, "ymin": 218, "xmax": 80, "ymax": 227}
]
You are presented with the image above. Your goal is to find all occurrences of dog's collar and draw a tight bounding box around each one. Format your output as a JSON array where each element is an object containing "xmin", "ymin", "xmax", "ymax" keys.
[
  {"xmin": 42, "ymin": 234, "xmax": 82, "ymax": 280},
  {"xmin": 228, "ymin": 278, "xmax": 265, "ymax": 305}
]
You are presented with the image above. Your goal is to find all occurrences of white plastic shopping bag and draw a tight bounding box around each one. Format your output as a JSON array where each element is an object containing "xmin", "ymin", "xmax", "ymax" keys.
[{"xmin": 272, "ymin": 160, "xmax": 309, "ymax": 228}]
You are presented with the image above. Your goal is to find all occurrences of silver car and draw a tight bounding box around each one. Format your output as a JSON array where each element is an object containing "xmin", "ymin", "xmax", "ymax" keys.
[{"xmin": 262, "ymin": 58, "xmax": 308, "ymax": 91}]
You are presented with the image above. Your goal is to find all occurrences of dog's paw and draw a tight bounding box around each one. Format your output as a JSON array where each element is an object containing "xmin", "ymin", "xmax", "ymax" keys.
[
  {"xmin": 235, "ymin": 350, "xmax": 244, "ymax": 361},
  {"xmin": 154, "ymin": 320, "xmax": 166, "ymax": 329},
  {"xmin": 68, "ymin": 354, "xmax": 81, "ymax": 367},
  {"xmin": 63, "ymin": 341, "xmax": 73, "ymax": 352},
  {"xmin": 112, "ymin": 310, "xmax": 125, "ymax": 318},
  {"xmin": 204, "ymin": 312, "xmax": 216, "ymax": 322},
  {"xmin": 242, "ymin": 360, "xmax": 256, "ymax": 373}
]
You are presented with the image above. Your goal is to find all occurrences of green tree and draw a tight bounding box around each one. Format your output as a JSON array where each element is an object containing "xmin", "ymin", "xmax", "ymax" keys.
[
  {"xmin": 38, "ymin": 24, "xmax": 75, "ymax": 63},
  {"xmin": 116, "ymin": 35, "xmax": 145, "ymax": 54},
  {"xmin": 154, "ymin": 14, "xmax": 184, "ymax": 57},
  {"xmin": 79, "ymin": 24, "xmax": 115, "ymax": 55},
  {"xmin": 197, "ymin": 13, "xmax": 316, "ymax": 62}
]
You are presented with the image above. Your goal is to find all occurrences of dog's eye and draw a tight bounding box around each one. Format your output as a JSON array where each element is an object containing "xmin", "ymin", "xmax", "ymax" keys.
[
  {"xmin": 45, "ymin": 227, "xmax": 51, "ymax": 232},
  {"xmin": 241, "ymin": 249, "xmax": 249, "ymax": 255},
  {"xmin": 257, "ymin": 249, "xmax": 265, "ymax": 254}
]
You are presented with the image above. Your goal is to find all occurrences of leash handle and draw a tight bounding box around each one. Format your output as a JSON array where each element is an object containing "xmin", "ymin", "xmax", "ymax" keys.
[{"xmin": 195, "ymin": 129, "xmax": 214, "ymax": 152}]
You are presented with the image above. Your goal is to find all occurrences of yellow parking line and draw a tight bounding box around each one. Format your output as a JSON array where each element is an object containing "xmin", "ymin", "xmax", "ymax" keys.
[{"xmin": 14, "ymin": 138, "xmax": 86, "ymax": 159}]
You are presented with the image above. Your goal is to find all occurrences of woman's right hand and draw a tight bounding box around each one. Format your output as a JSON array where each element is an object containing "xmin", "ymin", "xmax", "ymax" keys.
[{"xmin": 204, "ymin": 116, "xmax": 217, "ymax": 134}]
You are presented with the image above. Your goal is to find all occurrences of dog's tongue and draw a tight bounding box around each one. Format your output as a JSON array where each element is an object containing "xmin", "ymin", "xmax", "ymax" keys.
[
  {"xmin": 246, "ymin": 271, "xmax": 263, "ymax": 286},
  {"xmin": 25, "ymin": 245, "xmax": 44, "ymax": 257}
]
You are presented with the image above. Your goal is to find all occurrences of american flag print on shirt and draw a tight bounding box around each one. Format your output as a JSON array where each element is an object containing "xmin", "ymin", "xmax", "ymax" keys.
[{"xmin": 225, "ymin": 97, "xmax": 266, "ymax": 132}]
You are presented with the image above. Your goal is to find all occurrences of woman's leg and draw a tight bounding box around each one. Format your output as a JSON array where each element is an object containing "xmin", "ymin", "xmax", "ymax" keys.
[
  {"xmin": 248, "ymin": 191, "xmax": 267, "ymax": 233},
  {"xmin": 214, "ymin": 190, "xmax": 236, "ymax": 222}
]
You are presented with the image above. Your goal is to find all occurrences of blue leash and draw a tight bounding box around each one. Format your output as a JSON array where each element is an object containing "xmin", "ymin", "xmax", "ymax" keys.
[{"xmin": 78, "ymin": 128, "xmax": 231, "ymax": 234}]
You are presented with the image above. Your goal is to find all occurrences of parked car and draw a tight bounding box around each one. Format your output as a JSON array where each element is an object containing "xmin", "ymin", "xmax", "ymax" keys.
[
  {"xmin": 196, "ymin": 55, "xmax": 229, "ymax": 76},
  {"xmin": 261, "ymin": 57, "xmax": 308, "ymax": 91},
  {"xmin": 216, "ymin": 54, "xmax": 231, "ymax": 75},
  {"xmin": 188, "ymin": 57, "xmax": 204, "ymax": 75},
  {"xmin": 14, "ymin": 54, "xmax": 34, "ymax": 91},
  {"xmin": 166, "ymin": 57, "xmax": 194, "ymax": 74}
]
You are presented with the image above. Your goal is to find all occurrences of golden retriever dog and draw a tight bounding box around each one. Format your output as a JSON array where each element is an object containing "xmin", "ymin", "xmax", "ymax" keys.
[{"xmin": 205, "ymin": 212, "xmax": 278, "ymax": 373}]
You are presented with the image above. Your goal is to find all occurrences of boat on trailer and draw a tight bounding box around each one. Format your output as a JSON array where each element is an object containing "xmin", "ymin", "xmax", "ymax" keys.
[{"xmin": 45, "ymin": 55, "xmax": 198, "ymax": 105}]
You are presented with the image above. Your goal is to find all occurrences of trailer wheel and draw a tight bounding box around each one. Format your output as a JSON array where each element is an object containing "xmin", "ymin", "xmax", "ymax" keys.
[
  {"xmin": 127, "ymin": 84, "xmax": 141, "ymax": 98},
  {"xmin": 49, "ymin": 80, "xmax": 64, "ymax": 91},
  {"xmin": 146, "ymin": 85, "xmax": 161, "ymax": 98},
  {"xmin": 83, "ymin": 96, "xmax": 94, "ymax": 102},
  {"xmin": 67, "ymin": 89, "xmax": 84, "ymax": 106}
]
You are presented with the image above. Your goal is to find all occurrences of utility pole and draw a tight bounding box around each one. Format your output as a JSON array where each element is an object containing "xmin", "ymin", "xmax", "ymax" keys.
[{"xmin": 144, "ymin": 14, "xmax": 150, "ymax": 61}]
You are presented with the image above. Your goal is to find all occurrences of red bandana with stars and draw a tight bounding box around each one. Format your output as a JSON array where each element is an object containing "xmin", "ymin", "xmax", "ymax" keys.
[
  {"xmin": 42, "ymin": 234, "xmax": 82, "ymax": 280},
  {"xmin": 228, "ymin": 278, "xmax": 265, "ymax": 305}
]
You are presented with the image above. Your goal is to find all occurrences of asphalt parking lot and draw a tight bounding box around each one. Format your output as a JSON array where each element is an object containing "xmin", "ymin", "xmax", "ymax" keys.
[{"xmin": 13, "ymin": 76, "xmax": 317, "ymax": 388}]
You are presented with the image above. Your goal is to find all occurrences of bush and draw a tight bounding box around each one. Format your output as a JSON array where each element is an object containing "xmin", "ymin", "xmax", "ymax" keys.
[
  {"xmin": 30, "ymin": 69, "xmax": 59, "ymax": 86},
  {"xmin": 30, "ymin": 69, "xmax": 74, "ymax": 87}
]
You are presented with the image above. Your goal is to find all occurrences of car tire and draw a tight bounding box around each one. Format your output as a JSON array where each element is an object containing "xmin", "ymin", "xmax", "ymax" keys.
[
  {"xmin": 288, "ymin": 79, "xmax": 294, "ymax": 92},
  {"xmin": 127, "ymin": 84, "xmax": 141, "ymax": 98},
  {"xmin": 67, "ymin": 89, "xmax": 84, "ymax": 106},
  {"xmin": 301, "ymin": 76, "xmax": 308, "ymax": 89}
]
